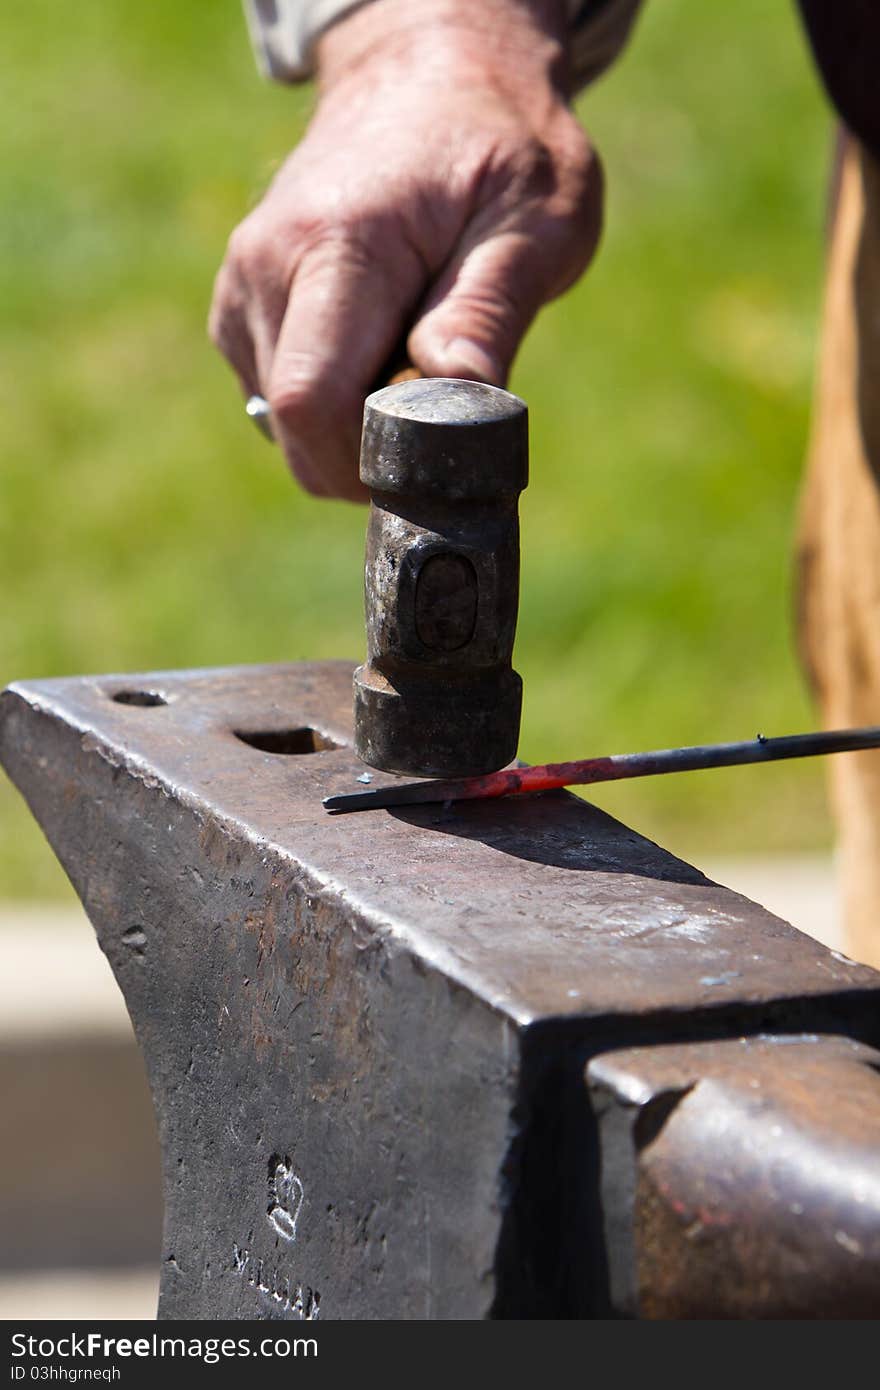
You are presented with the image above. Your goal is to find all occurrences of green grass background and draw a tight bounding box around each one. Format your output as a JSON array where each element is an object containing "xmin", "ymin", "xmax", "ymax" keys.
[{"xmin": 0, "ymin": 0, "xmax": 836, "ymax": 899}]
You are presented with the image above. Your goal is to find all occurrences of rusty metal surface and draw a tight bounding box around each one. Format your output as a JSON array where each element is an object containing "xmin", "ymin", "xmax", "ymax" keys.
[
  {"xmin": 355, "ymin": 379, "xmax": 527, "ymax": 777},
  {"xmin": 3, "ymin": 661, "xmax": 880, "ymax": 1318},
  {"xmin": 3, "ymin": 662, "xmax": 875, "ymax": 1025},
  {"xmin": 589, "ymin": 1034, "xmax": 880, "ymax": 1318}
]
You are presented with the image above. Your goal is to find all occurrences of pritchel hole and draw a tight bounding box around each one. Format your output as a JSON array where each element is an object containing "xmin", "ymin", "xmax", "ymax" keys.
[
  {"xmin": 111, "ymin": 689, "xmax": 168, "ymax": 707},
  {"xmin": 233, "ymin": 728, "xmax": 341, "ymax": 755}
]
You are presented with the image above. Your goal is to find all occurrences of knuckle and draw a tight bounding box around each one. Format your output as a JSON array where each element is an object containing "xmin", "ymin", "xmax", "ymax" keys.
[
  {"xmin": 224, "ymin": 221, "xmax": 253, "ymax": 269},
  {"xmin": 538, "ymin": 132, "xmax": 604, "ymax": 271},
  {"xmin": 225, "ymin": 217, "xmax": 277, "ymax": 283},
  {"xmin": 268, "ymin": 345, "xmax": 361, "ymax": 423},
  {"xmin": 206, "ymin": 298, "xmax": 225, "ymax": 350},
  {"xmin": 207, "ymin": 317, "xmax": 228, "ymax": 357},
  {"xmin": 565, "ymin": 129, "xmax": 603, "ymax": 202},
  {"xmin": 505, "ymin": 120, "xmax": 602, "ymax": 239},
  {"xmin": 267, "ymin": 377, "xmax": 317, "ymax": 426},
  {"xmin": 207, "ymin": 287, "xmax": 240, "ymax": 358},
  {"xmin": 568, "ymin": 153, "xmax": 604, "ymax": 256},
  {"xmin": 504, "ymin": 136, "xmax": 559, "ymax": 201},
  {"xmin": 300, "ymin": 213, "xmax": 397, "ymax": 276},
  {"xmin": 556, "ymin": 113, "xmax": 594, "ymax": 173},
  {"xmin": 230, "ymin": 189, "xmax": 417, "ymax": 297},
  {"xmin": 555, "ymin": 121, "xmax": 603, "ymax": 214},
  {"xmin": 207, "ymin": 275, "xmax": 235, "ymax": 338},
  {"xmin": 267, "ymin": 366, "xmax": 351, "ymax": 436}
]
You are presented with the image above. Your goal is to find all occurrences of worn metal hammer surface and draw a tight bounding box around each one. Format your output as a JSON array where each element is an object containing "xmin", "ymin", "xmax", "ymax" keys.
[{"xmin": 354, "ymin": 378, "xmax": 528, "ymax": 778}]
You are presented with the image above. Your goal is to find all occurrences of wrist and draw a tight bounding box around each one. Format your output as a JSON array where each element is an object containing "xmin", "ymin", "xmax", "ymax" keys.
[{"xmin": 316, "ymin": 0, "xmax": 572, "ymax": 98}]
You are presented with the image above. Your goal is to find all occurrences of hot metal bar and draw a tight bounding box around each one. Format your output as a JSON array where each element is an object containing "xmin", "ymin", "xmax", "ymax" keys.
[{"xmin": 323, "ymin": 726, "xmax": 880, "ymax": 812}]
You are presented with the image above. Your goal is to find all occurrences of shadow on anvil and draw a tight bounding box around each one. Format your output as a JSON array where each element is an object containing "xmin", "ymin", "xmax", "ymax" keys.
[{"xmin": 388, "ymin": 789, "xmax": 710, "ymax": 883}]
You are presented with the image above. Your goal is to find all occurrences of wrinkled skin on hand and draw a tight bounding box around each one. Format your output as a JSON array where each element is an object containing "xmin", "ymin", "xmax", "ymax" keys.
[{"xmin": 210, "ymin": 0, "xmax": 603, "ymax": 500}]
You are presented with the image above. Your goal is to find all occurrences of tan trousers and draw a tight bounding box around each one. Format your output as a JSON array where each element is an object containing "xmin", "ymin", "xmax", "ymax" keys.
[{"xmin": 798, "ymin": 139, "xmax": 880, "ymax": 967}]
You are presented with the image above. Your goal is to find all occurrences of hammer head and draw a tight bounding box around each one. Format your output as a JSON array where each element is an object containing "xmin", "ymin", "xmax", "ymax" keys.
[{"xmin": 354, "ymin": 377, "xmax": 528, "ymax": 778}]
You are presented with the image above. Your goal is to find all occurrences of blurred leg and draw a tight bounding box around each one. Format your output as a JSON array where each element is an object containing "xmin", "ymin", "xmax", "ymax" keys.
[{"xmin": 798, "ymin": 137, "xmax": 880, "ymax": 967}]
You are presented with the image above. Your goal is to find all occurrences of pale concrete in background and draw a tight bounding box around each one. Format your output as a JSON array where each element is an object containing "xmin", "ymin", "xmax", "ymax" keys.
[
  {"xmin": 0, "ymin": 1268, "xmax": 159, "ymax": 1322},
  {"xmin": 0, "ymin": 906, "xmax": 133, "ymax": 1039}
]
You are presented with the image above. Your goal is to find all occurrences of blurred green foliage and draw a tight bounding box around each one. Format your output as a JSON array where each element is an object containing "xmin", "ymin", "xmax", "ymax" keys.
[{"xmin": 0, "ymin": 0, "xmax": 835, "ymax": 899}]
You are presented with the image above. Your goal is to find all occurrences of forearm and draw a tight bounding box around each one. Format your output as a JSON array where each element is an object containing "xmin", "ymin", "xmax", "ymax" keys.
[
  {"xmin": 316, "ymin": 0, "xmax": 571, "ymax": 118},
  {"xmin": 245, "ymin": 0, "xmax": 642, "ymax": 91},
  {"xmin": 322, "ymin": 2, "xmax": 565, "ymax": 73}
]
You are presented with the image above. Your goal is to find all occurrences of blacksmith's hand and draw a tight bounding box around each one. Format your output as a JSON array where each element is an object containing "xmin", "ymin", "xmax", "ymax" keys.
[{"xmin": 209, "ymin": 0, "xmax": 602, "ymax": 500}]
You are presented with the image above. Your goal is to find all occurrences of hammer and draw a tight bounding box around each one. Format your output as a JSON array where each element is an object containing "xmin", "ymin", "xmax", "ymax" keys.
[{"xmin": 354, "ymin": 377, "xmax": 529, "ymax": 778}]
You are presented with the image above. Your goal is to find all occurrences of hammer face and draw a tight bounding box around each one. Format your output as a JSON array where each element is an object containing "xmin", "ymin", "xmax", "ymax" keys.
[
  {"xmin": 354, "ymin": 664, "xmax": 523, "ymax": 779},
  {"xmin": 355, "ymin": 379, "xmax": 528, "ymax": 778}
]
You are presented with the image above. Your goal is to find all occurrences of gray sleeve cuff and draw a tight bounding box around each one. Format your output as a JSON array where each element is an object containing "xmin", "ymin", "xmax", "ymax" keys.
[
  {"xmin": 244, "ymin": 0, "xmax": 644, "ymax": 87},
  {"xmin": 243, "ymin": 0, "xmax": 374, "ymax": 82}
]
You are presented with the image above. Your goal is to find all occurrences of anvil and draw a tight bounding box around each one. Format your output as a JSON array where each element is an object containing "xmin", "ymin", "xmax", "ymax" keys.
[{"xmin": 2, "ymin": 661, "xmax": 880, "ymax": 1318}]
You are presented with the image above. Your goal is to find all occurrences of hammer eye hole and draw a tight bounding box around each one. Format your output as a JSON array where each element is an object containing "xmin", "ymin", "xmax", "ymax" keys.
[{"xmin": 415, "ymin": 553, "xmax": 478, "ymax": 652}]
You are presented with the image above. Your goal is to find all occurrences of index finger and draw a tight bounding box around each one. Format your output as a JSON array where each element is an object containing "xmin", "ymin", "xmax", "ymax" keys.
[{"xmin": 266, "ymin": 230, "xmax": 425, "ymax": 500}]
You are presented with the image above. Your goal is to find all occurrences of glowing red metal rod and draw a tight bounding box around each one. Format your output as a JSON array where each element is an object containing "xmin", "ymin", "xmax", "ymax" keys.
[{"xmin": 322, "ymin": 726, "xmax": 880, "ymax": 813}]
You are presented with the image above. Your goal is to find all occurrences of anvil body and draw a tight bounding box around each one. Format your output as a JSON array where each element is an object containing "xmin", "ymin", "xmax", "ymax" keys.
[{"xmin": 2, "ymin": 662, "xmax": 879, "ymax": 1318}]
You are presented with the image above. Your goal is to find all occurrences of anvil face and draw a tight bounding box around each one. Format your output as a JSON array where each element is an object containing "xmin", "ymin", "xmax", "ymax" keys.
[{"xmin": 2, "ymin": 662, "xmax": 879, "ymax": 1318}]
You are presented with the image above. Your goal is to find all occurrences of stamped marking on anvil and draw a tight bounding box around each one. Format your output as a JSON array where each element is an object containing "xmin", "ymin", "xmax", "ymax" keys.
[
  {"xmin": 230, "ymin": 1244, "xmax": 320, "ymax": 1320},
  {"xmin": 268, "ymin": 1154, "xmax": 304, "ymax": 1241},
  {"xmin": 225, "ymin": 1153, "xmax": 319, "ymax": 1316}
]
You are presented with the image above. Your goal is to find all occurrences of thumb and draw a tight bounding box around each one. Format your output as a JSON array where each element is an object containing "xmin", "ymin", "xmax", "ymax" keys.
[{"xmin": 408, "ymin": 225, "xmax": 578, "ymax": 385}]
